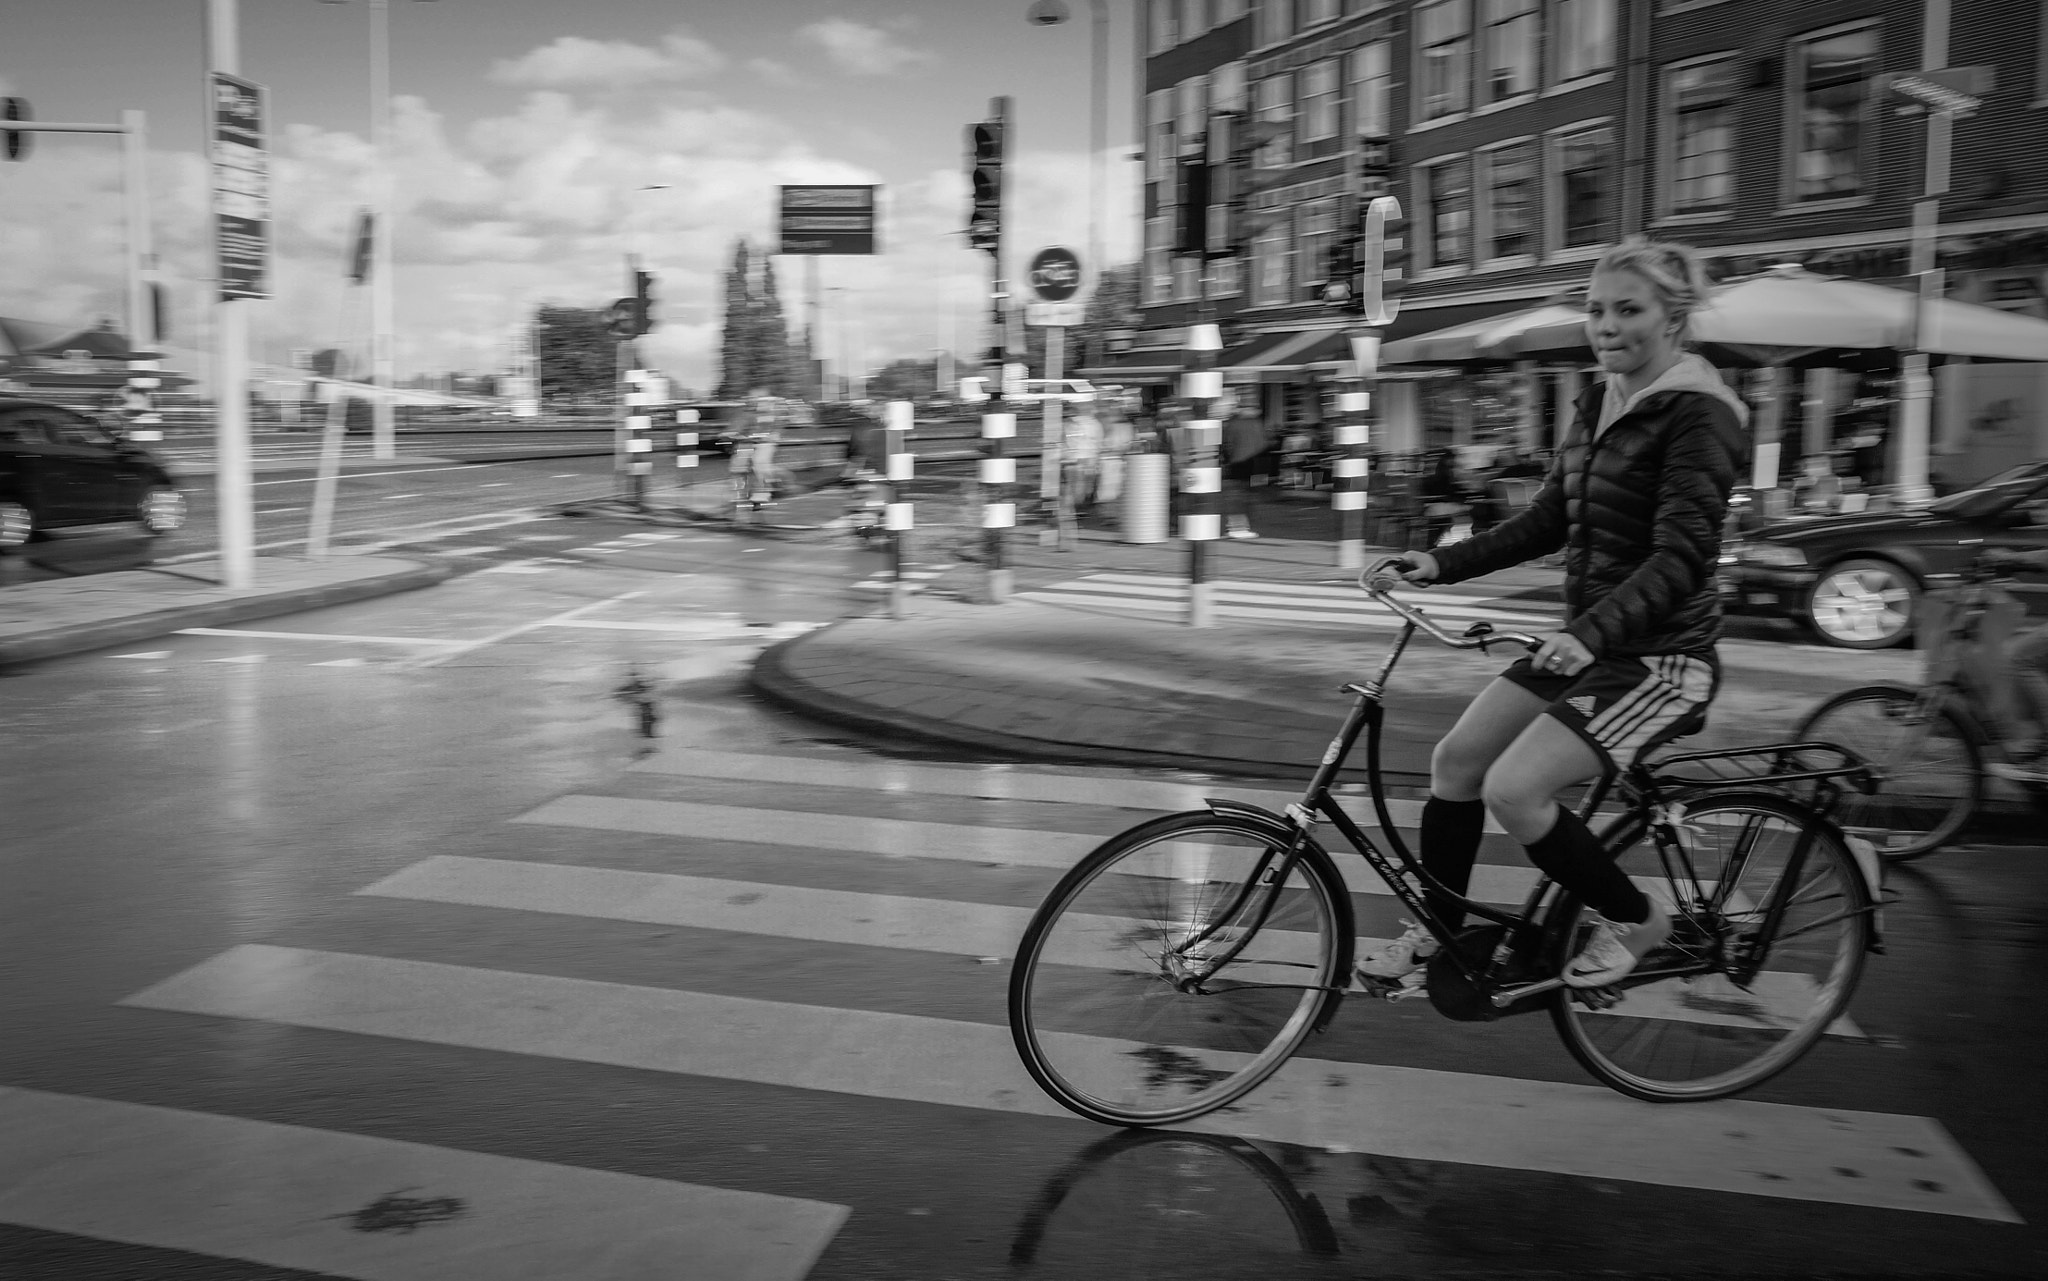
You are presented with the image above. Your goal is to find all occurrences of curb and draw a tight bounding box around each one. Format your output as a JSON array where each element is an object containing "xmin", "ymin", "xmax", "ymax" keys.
[
  {"xmin": 0, "ymin": 558, "xmax": 459, "ymax": 668},
  {"xmin": 748, "ymin": 621, "xmax": 1430, "ymax": 792}
]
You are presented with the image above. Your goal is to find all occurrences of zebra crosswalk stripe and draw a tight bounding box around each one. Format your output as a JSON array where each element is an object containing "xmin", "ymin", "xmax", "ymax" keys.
[
  {"xmin": 0, "ymin": 1086, "xmax": 847, "ymax": 1281},
  {"xmin": 121, "ymin": 944, "xmax": 2012, "ymax": 1222},
  {"xmin": 1019, "ymin": 573, "xmax": 1560, "ymax": 629}
]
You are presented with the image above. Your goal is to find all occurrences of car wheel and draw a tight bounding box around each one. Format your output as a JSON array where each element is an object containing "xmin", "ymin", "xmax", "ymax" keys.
[
  {"xmin": 137, "ymin": 485, "xmax": 187, "ymax": 536},
  {"xmin": 0, "ymin": 498, "xmax": 33, "ymax": 550},
  {"xmin": 1806, "ymin": 557, "xmax": 1920, "ymax": 649}
]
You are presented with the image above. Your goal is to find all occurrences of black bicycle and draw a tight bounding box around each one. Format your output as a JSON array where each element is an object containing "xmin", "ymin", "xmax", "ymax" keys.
[{"xmin": 1008, "ymin": 561, "xmax": 1881, "ymax": 1125}]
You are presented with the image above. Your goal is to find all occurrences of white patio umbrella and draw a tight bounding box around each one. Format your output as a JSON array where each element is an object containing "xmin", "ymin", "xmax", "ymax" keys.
[{"xmin": 1490, "ymin": 265, "xmax": 2048, "ymax": 364}]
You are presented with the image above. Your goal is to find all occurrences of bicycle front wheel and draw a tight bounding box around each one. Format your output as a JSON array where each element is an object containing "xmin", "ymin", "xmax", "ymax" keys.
[
  {"xmin": 1795, "ymin": 684, "xmax": 1982, "ymax": 860},
  {"xmin": 1551, "ymin": 792, "xmax": 1871, "ymax": 1102},
  {"xmin": 1008, "ymin": 812, "xmax": 1352, "ymax": 1127}
]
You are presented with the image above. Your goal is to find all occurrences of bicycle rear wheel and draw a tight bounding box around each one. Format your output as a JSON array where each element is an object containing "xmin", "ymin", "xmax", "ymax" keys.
[
  {"xmin": 1008, "ymin": 812, "xmax": 1352, "ymax": 1127},
  {"xmin": 1551, "ymin": 792, "xmax": 1871, "ymax": 1102},
  {"xmin": 1794, "ymin": 684, "xmax": 1982, "ymax": 860}
]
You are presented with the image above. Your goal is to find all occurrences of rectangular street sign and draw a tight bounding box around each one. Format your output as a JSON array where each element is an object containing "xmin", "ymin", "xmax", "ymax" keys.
[
  {"xmin": 209, "ymin": 72, "xmax": 270, "ymax": 300},
  {"xmin": 1024, "ymin": 302, "xmax": 1085, "ymax": 327},
  {"xmin": 779, "ymin": 184, "xmax": 878, "ymax": 255}
]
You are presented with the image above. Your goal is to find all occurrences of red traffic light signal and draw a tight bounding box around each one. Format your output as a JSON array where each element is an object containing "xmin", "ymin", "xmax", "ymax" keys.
[{"xmin": 3, "ymin": 97, "xmax": 31, "ymax": 162}]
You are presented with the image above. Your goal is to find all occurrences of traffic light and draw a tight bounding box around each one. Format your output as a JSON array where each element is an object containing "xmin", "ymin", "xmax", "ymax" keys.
[
  {"xmin": 1173, "ymin": 156, "xmax": 1211, "ymax": 257},
  {"xmin": 3, "ymin": 97, "xmax": 30, "ymax": 162},
  {"xmin": 633, "ymin": 269, "xmax": 656, "ymax": 335},
  {"xmin": 966, "ymin": 120, "xmax": 1003, "ymax": 254}
]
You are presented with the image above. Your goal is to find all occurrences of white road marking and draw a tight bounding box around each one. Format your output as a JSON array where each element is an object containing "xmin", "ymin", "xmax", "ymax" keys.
[
  {"xmin": 251, "ymin": 462, "xmax": 512, "ymax": 487},
  {"xmin": 155, "ymin": 509, "xmax": 556, "ymax": 564},
  {"xmin": 123, "ymin": 946, "xmax": 2014, "ymax": 1222},
  {"xmin": 107, "ymin": 651, "xmax": 172, "ymax": 659},
  {"xmin": 380, "ymin": 492, "xmax": 426, "ymax": 500},
  {"xmin": 310, "ymin": 658, "xmax": 368, "ymax": 667},
  {"xmin": 480, "ymin": 481, "xmax": 513, "ymax": 487},
  {"xmin": 396, "ymin": 591, "xmax": 645, "ymax": 670},
  {"xmin": 206, "ymin": 654, "xmax": 268, "ymax": 664},
  {"xmin": 0, "ymin": 1086, "xmax": 847, "ymax": 1281},
  {"xmin": 176, "ymin": 627, "xmax": 464, "ymax": 647}
]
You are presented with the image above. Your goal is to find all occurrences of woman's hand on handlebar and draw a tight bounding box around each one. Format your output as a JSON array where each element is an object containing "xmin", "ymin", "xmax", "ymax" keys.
[
  {"xmin": 1369, "ymin": 552, "xmax": 1439, "ymax": 586},
  {"xmin": 1531, "ymin": 632, "xmax": 1595, "ymax": 679}
]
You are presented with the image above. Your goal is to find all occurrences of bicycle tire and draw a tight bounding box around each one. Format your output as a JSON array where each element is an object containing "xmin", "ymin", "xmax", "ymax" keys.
[
  {"xmin": 1008, "ymin": 811, "xmax": 1352, "ymax": 1127},
  {"xmin": 1549, "ymin": 791, "xmax": 1871, "ymax": 1102},
  {"xmin": 1795, "ymin": 683, "xmax": 1982, "ymax": 860}
]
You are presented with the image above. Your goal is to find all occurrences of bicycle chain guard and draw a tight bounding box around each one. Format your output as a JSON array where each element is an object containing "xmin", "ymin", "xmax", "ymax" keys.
[{"xmin": 1424, "ymin": 926, "xmax": 1552, "ymax": 1022}]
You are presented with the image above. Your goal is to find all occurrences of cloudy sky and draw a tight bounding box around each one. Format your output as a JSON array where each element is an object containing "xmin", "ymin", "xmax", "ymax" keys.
[{"xmin": 0, "ymin": 0, "xmax": 1138, "ymax": 392}]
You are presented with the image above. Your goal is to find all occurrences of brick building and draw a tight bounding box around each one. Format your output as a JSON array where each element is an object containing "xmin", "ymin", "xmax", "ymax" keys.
[{"xmin": 1096, "ymin": 0, "xmax": 2048, "ymax": 488}]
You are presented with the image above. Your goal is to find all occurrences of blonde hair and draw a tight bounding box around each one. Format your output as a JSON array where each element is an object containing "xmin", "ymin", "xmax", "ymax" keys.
[{"xmin": 1592, "ymin": 237, "xmax": 1713, "ymax": 343}]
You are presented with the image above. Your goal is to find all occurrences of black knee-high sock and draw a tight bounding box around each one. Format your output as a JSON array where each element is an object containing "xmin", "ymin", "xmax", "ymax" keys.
[
  {"xmin": 1523, "ymin": 805, "xmax": 1650, "ymax": 924},
  {"xmin": 1419, "ymin": 796, "xmax": 1487, "ymax": 932}
]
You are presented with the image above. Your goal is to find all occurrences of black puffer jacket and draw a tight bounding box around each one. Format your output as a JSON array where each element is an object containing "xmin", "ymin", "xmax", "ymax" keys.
[{"xmin": 1429, "ymin": 362, "xmax": 1747, "ymax": 658}]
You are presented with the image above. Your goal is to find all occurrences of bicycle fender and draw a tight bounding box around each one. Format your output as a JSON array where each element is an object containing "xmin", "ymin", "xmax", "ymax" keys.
[{"xmin": 1201, "ymin": 797, "xmax": 1357, "ymax": 1030}]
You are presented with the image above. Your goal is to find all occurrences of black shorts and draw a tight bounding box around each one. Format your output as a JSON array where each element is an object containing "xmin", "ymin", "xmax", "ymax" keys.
[{"xmin": 1502, "ymin": 651, "xmax": 1720, "ymax": 772}]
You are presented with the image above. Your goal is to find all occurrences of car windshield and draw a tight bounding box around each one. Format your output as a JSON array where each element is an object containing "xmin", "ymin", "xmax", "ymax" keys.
[{"xmin": 1927, "ymin": 463, "xmax": 2048, "ymax": 519}]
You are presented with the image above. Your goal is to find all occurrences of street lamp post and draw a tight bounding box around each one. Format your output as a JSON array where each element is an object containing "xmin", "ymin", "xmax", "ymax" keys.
[{"xmin": 1025, "ymin": 0, "xmax": 1108, "ymax": 288}]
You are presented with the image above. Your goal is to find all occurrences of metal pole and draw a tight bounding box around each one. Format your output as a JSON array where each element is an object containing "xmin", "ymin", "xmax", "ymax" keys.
[
  {"xmin": 1895, "ymin": 0, "xmax": 1952, "ymax": 507},
  {"xmin": 368, "ymin": 0, "xmax": 397, "ymax": 460},
  {"xmin": 120, "ymin": 110, "xmax": 151, "ymax": 357},
  {"xmin": 981, "ymin": 97, "xmax": 1017, "ymax": 603},
  {"xmin": 1041, "ymin": 323, "xmax": 1069, "ymax": 548},
  {"xmin": 1088, "ymin": 0, "xmax": 1107, "ymax": 290},
  {"xmin": 207, "ymin": 0, "xmax": 254, "ymax": 589},
  {"xmin": 807, "ymin": 255, "xmax": 823, "ymax": 402}
]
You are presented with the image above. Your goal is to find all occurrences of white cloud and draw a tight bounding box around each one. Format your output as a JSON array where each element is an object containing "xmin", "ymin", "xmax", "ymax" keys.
[
  {"xmin": 745, "ymin": 58, "xmax": 800, "ymax": 88},
  {"xmin": 488, "ymin": 27, "xmax": 725, "ymax": 89},
  {"xmin": 797, "ymin": 18, "xmax": 931, "ymax": 76}
]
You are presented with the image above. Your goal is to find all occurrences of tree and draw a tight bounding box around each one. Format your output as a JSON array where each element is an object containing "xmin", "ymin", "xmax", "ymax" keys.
[
  {"xmin": 756, "ymin": 255, "xmax": 798, "ymax": 398},
  {"xmin": 715, "ymin": 240, "xmax": 755, "ymax": 399},
  {"xmin": 533, "ymin": 305, "xmax": 614, "ymax": 405},
  {"xmin": 1071, "ymin": 262, "xmax": 1141, "ymax": 373},
  {"xmin": 868, "ymin": 358, "xmax": 936, "ymax": 402}
]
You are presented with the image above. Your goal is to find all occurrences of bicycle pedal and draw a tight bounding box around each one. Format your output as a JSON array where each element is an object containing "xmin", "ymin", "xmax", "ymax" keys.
[{"xmin": 1356, "ymin": 971, "xmax": 1429, "ymax": 1001}]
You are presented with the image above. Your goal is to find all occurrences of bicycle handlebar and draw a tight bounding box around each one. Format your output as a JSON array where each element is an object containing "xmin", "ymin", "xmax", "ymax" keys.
[{"xmin": 1358, "ymin": 558, "xmax": 1545, "ymax": 654}]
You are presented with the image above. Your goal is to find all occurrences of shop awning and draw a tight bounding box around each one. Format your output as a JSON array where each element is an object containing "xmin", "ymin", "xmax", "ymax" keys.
[{"xmin": 1076, "ymin": 348, "xmax": 1182, "ymax": 384}]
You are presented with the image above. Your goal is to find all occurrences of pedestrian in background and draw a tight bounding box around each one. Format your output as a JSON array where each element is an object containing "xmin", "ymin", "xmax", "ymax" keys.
[
  {"xmin": 1095, "ymin": 398, "xmax": 1133, "ymax": 507},
  {"xmin": 1419, "ymin": 450, "xmax": 1466, "ymax": 547},
  {"xmin": 1221, "ymin": 397, "xmax": 1269, "ymax": 539}
]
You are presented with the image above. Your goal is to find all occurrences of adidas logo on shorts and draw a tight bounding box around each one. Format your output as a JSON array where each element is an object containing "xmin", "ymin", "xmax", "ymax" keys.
[{"xmin": 1567, "ymin": 695, "xmax": 1598, "ymax": 717}]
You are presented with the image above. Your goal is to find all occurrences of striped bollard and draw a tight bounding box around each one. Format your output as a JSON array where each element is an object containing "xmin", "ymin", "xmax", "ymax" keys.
[
  {"xmin": 978, "ymin": 376, "xmax": 1016, "ymax": 604},
  {"xmin": 885, "ymin": 398, "xmax": 915, "ymax": 619},
  {"xmin": 674, "ymin": 407, "xmax": 701, "ymax": 485},
  {"xmin": 1180, "ymin": 322, "xmax": 1224, "ymax": 628},
  {"xmin": 123, "ymin": 360, "xmax": 163, "ymax": 442},
  {"xmin": 622, "ymin": 368, "xmax": 656, "ymax": 510},
  {"xmin": 1333, "ymin": 332, "xmax": 1377, "ymax": 570}
]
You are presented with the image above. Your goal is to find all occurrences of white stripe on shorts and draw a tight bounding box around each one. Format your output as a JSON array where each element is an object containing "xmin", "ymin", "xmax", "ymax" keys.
[{"xmin": 1587, "ymin": 654, "xmax": 1715, "ymax": 766}]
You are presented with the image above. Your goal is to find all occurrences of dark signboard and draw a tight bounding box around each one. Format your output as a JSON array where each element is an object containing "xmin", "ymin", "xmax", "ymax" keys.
[
  {"xmin": 209, "ymin": 72, "xmax": 270, "ymax": 300},
  {"xmin": 779, "ymin": 185, "xmax": 878, "ymax": 255}
]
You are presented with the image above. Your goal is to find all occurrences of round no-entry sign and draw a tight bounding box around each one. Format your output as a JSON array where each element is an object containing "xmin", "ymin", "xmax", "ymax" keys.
[{"xmin": 1028, "ymin": 246, "xmax": 1083, "ymax": 302}]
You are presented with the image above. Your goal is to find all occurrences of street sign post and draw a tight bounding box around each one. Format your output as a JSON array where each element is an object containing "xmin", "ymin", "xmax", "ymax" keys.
[{"xmin": 778, "ymin": 185, "xmax": 879, "ymax": 255}]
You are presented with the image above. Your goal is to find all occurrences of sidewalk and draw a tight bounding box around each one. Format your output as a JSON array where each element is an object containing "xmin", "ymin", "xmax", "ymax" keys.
[{"xmin": 0, "ymin": 554, "xmax": 456, "ymax": 668}]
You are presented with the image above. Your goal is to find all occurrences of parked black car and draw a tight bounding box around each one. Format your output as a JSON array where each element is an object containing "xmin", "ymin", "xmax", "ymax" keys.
[
  {"xmin": 1719, "ymin": 460, "xmax": 2048, "ymax": 648},
  {"xmin": 0, "ymin": 394, "xmax": 186, "ymax": 550}
]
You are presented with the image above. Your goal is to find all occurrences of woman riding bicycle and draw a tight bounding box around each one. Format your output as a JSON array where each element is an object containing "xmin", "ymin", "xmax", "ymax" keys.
[{"xmin": 1363, "ymin": 237, "xmax": 1748, "ymax": 990}]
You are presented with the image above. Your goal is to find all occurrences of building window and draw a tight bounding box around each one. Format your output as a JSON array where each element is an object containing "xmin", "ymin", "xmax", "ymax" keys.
[
  {"xmin": 1417, "ymin": 0, "xmax": 1473, "ymax": 121},
  {"xmin": 1789, "ymin": 25, "xmax": 1877, "ymax": 203},
  {"xmin": 1174, "ymin": 252, "xmax": 1203, "ymax": 302},
  {"xmin": 1254, "ymin": 73, "xmax": 1293, "ymax": 167},
  {"xmin": 1300, "ymin": 59, "xmax": 1342, "ymax": 143},
  {"xmin": 1481, "ymin": 0, "xmax": 1538, "ymax": 103},
  {"xmin": 1251, "ymin": 212, "xmax": 1294, "ymax": 305},
  {"xmin": 1212, "ymin": 59, "xmax": 1248, "ymax": 113},
  {"xmin": 1420, "ymin": 157, "xmax": 1474, "ymax": 268},
  {"xmin": 1663, "ymin": 57, "xmax": 1737, "ymax": 216},
  {"xmin": 1302, "ymin": 0, "xmax": 1342, "ymax": 25},
  {"xmin": 1206, "ymin": 254, "xmax": 1243, "ymax": 298},
  {"xmin": 1555, "ymin": 0, "xmax": 1616, "ymax": 82},
  {"xmin": 1483, "ymin": 142, "xmax": 1537, "ymax": 259},
  {"xmin": 1298, "ymin": 198, "xmax": 1339, "ymax": 298},
  {"xmin": 1214, "ymin": 0, "xmax": 1248, "ymax": 21},
  {"xmin": 1150, "ymin": 0, "xmax": 1180, "ymax": 54},
  {"xmin": 1177, "ymin": 75, "xmax": 1210, "ymax": 157},
  {"xmin": 1555, "ymin": 125, "xmax": 1613, "ymax": 248},
  {"xmin": 1143, "ymin": 217, "xmax": 1173, "ymax": 305},
  {"xmin": 1146, "ymin": 90, "xmax": 1175, "ymax": 185},
  {"xmin": 1255, "ymin": 0, "xmax": 1294, "ymax": 47},
  {"xmin": 1350, "ymin": 40, "xmax": 1393, "ymax": 138}
]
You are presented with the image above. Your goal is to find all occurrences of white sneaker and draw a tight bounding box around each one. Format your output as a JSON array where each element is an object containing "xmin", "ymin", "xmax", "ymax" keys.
[
  {"xmin": 1226, "ymin": 527, "xmax": 1259, "ymax": 539},
  {"xmin": 1357, "ymin": 920, "xmax": 1439, "ymax": 979},
  {"xmin": 1564, "ymin": 902, "xmax": 1673, "ymax": 988}
]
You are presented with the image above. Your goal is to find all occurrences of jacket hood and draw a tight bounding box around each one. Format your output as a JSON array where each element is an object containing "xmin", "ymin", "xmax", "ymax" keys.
[{"xmin": 1599, "ymin": 352, "xmax": 1750, "ymax": 429}]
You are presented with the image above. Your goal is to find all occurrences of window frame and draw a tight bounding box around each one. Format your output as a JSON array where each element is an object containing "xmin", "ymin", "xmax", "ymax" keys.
[
  {"xmin": 1301, "ymin": 0, "xmax": 1342, "ymax": 27},
  {"xmin": 1299, "ymin": 58, "xmax": 1343, "ymax": 144},
  {"xmin": 1249, "ymin": 209, "xmax": 1295, "ymax": 307},
  {"xmin": 1545, "ymin": 119, "xmax": 1615, "ymax": 257},
  {"xmin": 1142, "ymin": 216, "xmax": 1174, "ymax": 306},
  {"xmin": 1254, "ymin": 71, "xmax": 1295, "ymax": 168},
  {"xmin": 1414, "ymin": 0, "xmax": 1474, "ymax": 123},
  {"xmin": 1480, "ymin": 0, "xmax": 1540, "ymax": 106},
  {"xmin": 1297, "ymin": 196, "xmax": 1340, "ymax": 300},
  {"xmin": 1414, "ymin": 153, "xmax": 1476, "ymax": 274},
  {"xmin": 1657, "ymin": 52, "xmax": 1740, "ymax": 223},
  {"xmin": 1780, "ymin": 20, "xmax": 1880, "ymax": 211},
  {"xmin": 1255, "ymin": 0, "xmax": 1296, "ymax": 48},
  {"xmin": 1150, "ymin": 0, "xmax": 1181, "ymax": 54},
  {"xmin": 1350, "ymin": 40, "xmax": 1393, "ymax": 139},
  {"xmin": 1145, "ymin": 89, "xmax": 1176, "ymax": 186},
  {"xmin": 1553, "ymin": 0, "xmax": 1617, "ymax": 86},
  {"xmin": 1478, "ymin": 137, "xmax": 1540, "ymax": 265}
]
